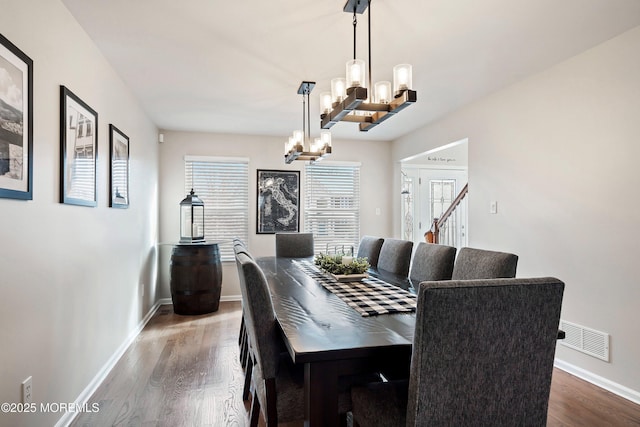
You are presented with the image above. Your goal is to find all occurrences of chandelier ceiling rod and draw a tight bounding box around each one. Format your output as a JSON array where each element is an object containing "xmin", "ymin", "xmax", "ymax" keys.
[
  {"xmin": 350, "ymin": 2, "xmax": 372, "ymax": 93},
  {"xmin": 367, "ymin": 0, "xmax": 372, "ymax": 93},
  {"xmin": 302, "ymin": 82, "xmax": 308, "ymax": 143}
]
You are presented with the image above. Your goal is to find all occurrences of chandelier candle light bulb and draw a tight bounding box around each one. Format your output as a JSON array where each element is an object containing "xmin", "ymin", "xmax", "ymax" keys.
[
  {"xmin": 346, "ymin": 59, "xmax": 366, "ymax": 89},
  {"xmin": 320, "ymin": 130, "xmax": 331, "ymax": 147},
  {"xmin": 375, "ymin": 81, "xmax": 392, "ymax": 104},
  {"xmin": 320, "ymin": 92, "xmax": 332, "ymax": 115},
  {"xmin": 331, "ymin": 77, "xmax": 346, "ymax": 103},
  {"xmin": 393, "ymin": 64, "xmax": 412, "ymax": 95}
]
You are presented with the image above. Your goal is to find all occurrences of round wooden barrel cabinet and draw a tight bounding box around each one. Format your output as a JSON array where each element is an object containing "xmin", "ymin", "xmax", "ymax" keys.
[{"xmin": 170, "ymin": 243, "xmax": 222, "ymax": 315}]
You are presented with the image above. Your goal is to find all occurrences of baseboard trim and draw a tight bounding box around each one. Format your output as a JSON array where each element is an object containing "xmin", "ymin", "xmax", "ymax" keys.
[
  {"xmin": 554, "ymin": 358, "xmax": 640, "ymax": 405},
  {"xmin": 160, "ymin": 296, "xmax": 241, "ymax": 303},
  {"xmin": 55, "ymin": 301, "xmax": 165, "ymax": 427}
]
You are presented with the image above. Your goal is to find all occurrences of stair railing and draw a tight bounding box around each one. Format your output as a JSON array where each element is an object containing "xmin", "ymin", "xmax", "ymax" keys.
[{"xmin": 425, "ymin": 183, "xmax": 468, "ymax": 245}]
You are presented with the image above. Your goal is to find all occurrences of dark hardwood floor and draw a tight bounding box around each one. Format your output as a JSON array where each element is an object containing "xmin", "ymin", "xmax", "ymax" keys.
[{"xmin": 71, "ymin": 301, "xmax": 640, "ymax": 426}]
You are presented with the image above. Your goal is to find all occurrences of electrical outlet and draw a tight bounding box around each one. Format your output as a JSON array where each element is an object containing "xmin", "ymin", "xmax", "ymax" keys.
[
  {"xmin": 489, "ymin": 201, "xmax": 498, "ymax": 214},
  {"xmin": 22, "ymin": 376, "xmax": 32, "ymax": 404}
]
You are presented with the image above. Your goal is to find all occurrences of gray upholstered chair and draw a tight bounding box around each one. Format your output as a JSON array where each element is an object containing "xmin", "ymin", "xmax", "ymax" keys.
[
  {"xmin": 357, "ymin": 236, "xmax": 384, "ymax": 268},
  {"xmin": 233, "ymin": 242, "xmax": 254, "ymax": 401},
  {"xmin": 233, "ymin": 237, "xmax": 252, "ymax": 258},
  {"xmin": 236, "ymin": 252, "xmax": 356, "ymax": 426},
  {"xmin": 351, "ymin": 277, "xmax": 565, "ymax": 427},
  {"xmin": 451, "ymin": 247, "xmax": 518, "ymax": 280},
  {"xmin": 275, "ymin": 232, "xmax": 315, "ymax": 257},
  {"xmin": 377, "ymin": 238, "xmax": 414, "ymax": 277},
  {"xmin": 408, "ymin": 242, "xmax": 457, "ymax": 283}
]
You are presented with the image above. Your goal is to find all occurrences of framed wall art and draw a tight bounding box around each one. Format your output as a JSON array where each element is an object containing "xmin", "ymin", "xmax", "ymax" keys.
[
  {"xmin": 109, "ymin": 124, "xmax": 129, "ymax": 208},
  {"xmin": 0, "ymin": 33, "xmax": 33, "ymax": 200},
  {"xmin": 60, "ymin": 86, "xmax": 98, "ymax": 207},
  {"xmin": 257, "ymin": 169, "xmax": 299, "ymax": 234}
]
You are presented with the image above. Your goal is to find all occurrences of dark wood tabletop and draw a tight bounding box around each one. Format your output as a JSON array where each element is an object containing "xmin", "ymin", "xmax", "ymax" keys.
[{"xmin": 256, "ymin": 256, "xmax": 416, "ymax": 426}]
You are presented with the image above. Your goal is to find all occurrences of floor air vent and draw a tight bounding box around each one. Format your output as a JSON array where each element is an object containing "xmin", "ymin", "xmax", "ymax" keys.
[{"xmin": 559, "ymin": 319, "xmax": 610, "ymax": 362}]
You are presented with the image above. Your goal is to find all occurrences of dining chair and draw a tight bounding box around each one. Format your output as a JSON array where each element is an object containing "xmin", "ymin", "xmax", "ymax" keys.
[
  {"xmin": 233, "ymin": 238, "xmax": 251, "ymax": 343},
  {"xmin": 408, "ymin": 242, "xmax": 457, "ymax": 283},
  {"xmin": 275, "ymin": 232, "xmax": 315, "ymax": 257},
  {"xmin": 377, "ymin": 238, "xmax": 414, "ymax": 277},
  {"xmin": 234, "ymin": 237, "xmax": 252, "ymax": 259},
  {"xmin": 451, "ymin": 247, "xmax": 518, "ymax": 280},
  {"xmin": 350, "ymin": 277, "xmax": 565, "ymax": 427},
  {"xmin": 356, "ymin": 236, "xmax": 384, "ymax": 268},
  {"xmin": 236, "ymin": 252, "xmax": 356, "ymax": 426},
  {"xmin": 233, "ymin": 242, "xmax": 254, "ymax": 401}
]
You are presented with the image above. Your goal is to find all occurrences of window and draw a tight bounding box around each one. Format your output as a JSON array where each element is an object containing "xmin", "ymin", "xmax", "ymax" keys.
[
  {"xmin": 304, "ymin": 162, "xmax": 361, "ymax": 254},
  {"xmin": 185, "ymin": 156, "xmax": 249, "ymax": 261}
]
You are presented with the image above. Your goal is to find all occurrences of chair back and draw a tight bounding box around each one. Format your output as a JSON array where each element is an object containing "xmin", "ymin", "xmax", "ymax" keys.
[
  {"xmin": 234, "ymin": 238, "xmax": 252, "ymax": 259},
  {"xmin": 407, "ymin": 277, "xmax": 564, "ymax": 426},
  {"xmin": 236, "ymin": 253, "xmax": 281, "ymax": 379},
  {"xmin": 409, "ymin": 242, "xmax": 457, "ymax": 283},
  {"xmin": 451, "ymin": 247, "xmax": 518, "ymax": 280},
  {"xmin": 275, "ymin": 232, "xmax": 315, "ymax": 257},
  {"xmin": 356, "ymin": 236, "xmax": 384, "ymax": 268},
  {"xmin": 377, "ymin": 238, "xmax": 413, "ymax": 277}
]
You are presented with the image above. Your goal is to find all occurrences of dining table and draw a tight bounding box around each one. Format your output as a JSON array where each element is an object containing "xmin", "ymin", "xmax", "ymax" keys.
[{"xmin": 255, "ymin": 256, "xmax": 417, "ymax": 426}]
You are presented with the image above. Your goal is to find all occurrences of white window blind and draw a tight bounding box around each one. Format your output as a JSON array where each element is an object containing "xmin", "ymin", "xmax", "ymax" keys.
[
  {"xmin": 185, "ymin": 156, "xmax": 249, "ymax": 261},
  {"xmin": 304, "ymin": 163, "xmax": 361, "ymax": 254}
]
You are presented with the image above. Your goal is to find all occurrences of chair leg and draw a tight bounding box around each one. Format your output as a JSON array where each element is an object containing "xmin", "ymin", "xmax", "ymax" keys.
[
  {"xmin": 249, "ymin": 389, "xmax": 260, "ymax": 427},
  {"xmin": 240, "ymin": 332, "xmax": 248, "ymax": 368},
  {"xmin": 265, "ymin": 378, "xmax": 278, "ymax": 427},
  {"xmin": 243, "ymin": 354, "xmax": 253, "ymax": 401},
  {"xmin": 239, "ymin": 317, "xmax": 248, "ymax": 366},
  {"xmin": 238, "ymin": 314, "xmax": 245, "ymax": 345},
  {"xmin": 339, "ymin": 412, "xmax": 350, "ymax": 427}
]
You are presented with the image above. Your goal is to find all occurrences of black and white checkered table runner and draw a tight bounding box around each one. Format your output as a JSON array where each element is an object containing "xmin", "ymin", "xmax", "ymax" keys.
[{"xmin": 293, "ymin": 260, "xmax": 417, "ymax": 317}]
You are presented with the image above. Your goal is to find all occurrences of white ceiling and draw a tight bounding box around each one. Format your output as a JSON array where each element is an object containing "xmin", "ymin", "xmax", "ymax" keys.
[{"xmin": 60, "ymin": 0, "xmax": 640, "ymax": 142}]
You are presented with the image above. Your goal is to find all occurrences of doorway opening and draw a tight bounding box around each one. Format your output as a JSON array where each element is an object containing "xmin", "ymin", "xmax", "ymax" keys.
[{"xmin": 400, "ymin": 139, "xmax": 468, "ymax": 248}]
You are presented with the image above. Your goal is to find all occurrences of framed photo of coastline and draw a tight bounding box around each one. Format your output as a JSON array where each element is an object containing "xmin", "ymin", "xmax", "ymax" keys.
[
  {"xmin": 109, "ymin": 124, "xmax": 129, "ymax": 208},
  {"xmin": 60, "ymin": 86, "xmax": 98, "ymax": 207},
  {"xmin": 0, "ymin": 33, "xmax": 33, "ymax": 200},
  {"xmin": 256, "ymin": 169, "xmax": 300, "ymax": 234}
]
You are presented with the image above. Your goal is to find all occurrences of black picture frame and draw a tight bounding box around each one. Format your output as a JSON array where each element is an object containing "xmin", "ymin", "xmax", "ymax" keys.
[
  {"xmin": 0, "ymin": 33, "xmax": 33, "ymax": 200},
  {"xmin": 257, "ymin": 169, "xmax": 300, "ymax": 234},
  {"xmin": 109, "ymin": 124, "xmax": 129, "ymax": 208},
  {"xmin": 60, "ymin": 86, "xmax": 98, "ymax": 207}
]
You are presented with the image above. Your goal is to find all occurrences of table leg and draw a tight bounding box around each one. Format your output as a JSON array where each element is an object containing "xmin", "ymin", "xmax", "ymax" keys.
[{"xmin": 304, "ymin": 360, "xmax": 339, "ymax": 426}]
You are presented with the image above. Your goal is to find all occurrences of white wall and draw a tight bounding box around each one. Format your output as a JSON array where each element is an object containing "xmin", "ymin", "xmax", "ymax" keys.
[
  {"xmin": 158, "ymin": 131, "xmax": 393, "ymax": 299},
  {"xmin": 0, "ymin": 1, "xmax": 159, "ymax": 426},
  {"xmin": 393, "ymin": 26, "xmax": 640, "ymax": 399}
]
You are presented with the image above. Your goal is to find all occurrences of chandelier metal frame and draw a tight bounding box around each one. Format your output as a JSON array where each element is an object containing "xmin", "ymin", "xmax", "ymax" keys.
[{"xmin": 320, "ymin": 0, "xmax": 417, "ymax": 132}]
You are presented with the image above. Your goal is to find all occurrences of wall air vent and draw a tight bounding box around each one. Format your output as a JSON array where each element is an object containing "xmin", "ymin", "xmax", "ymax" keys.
[{"xmin": 559, "ymin": 319, "xmax": 610, "ymax": 362}]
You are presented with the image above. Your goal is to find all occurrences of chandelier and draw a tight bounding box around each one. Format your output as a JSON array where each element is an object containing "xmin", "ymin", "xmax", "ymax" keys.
[
  {"xmin": 320, "ymin": 0, "xmax": 416, "ymax": 132},
  {"xmin": 284, "ymin": 81, "xmax": 332, "ymax": 164}
]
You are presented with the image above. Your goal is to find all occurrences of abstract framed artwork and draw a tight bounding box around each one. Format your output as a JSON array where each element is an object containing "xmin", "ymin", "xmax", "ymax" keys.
[
  {"xmin": 0, "ymin": 33, "xmax": 33, "ymax": 200},
  {"xmin": 109, "ymin": 124, "xmax": 129, "ymax": 208},
  {"xmin": 60, "ymin": 86, "xmax": 98, "ymax": 207},
  {"xmin": 257, "ymin": 169, "xmax": 300, "ymax": 234}
]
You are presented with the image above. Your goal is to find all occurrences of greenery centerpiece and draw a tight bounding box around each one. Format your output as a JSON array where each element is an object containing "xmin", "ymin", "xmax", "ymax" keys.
[{"xmin": 314, "ymin": 253, "xmax": 370, "ymax": 282}]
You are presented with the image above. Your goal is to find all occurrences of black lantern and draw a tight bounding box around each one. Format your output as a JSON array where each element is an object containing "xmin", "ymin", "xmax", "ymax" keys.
[{"xmin": 179, "ymin": 189, "xmax": 205, "ymax": 243}]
